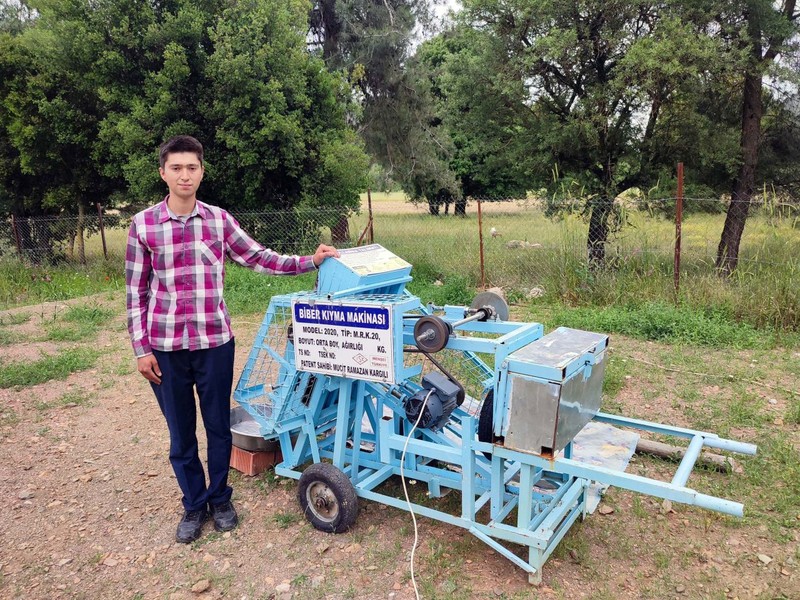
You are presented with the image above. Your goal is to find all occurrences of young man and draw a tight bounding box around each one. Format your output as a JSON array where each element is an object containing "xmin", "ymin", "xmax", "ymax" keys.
[{"xmin": 126, "ymin": 135, "xmax": 339, "ymax": 543}]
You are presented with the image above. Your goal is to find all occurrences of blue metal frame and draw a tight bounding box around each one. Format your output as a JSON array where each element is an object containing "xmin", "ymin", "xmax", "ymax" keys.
[{"xmin": 233, "ymin": 250, "xmax": 755, "ymax": 584}]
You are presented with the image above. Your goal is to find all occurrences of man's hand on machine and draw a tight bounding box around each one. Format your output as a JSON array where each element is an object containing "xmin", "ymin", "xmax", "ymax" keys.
[
  {"xmin": 137, "ymin": 354, "xmax": 162, "ymax": 385},
  {"xmin": 313, "ymin": 244, "xmax": 340, "ymax": 267}
]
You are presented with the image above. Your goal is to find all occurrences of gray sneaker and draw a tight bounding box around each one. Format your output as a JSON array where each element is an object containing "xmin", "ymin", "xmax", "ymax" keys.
[
  {"xmin": 175, "ymin": 509, "xmax": 207, "ymax": 543},
  {"xmin": 209, "ymin": 500, "xmax": 238, "ymax": 532}
]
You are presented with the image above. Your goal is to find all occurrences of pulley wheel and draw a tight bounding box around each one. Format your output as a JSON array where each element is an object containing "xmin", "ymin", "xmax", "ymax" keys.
[
  {"xmin": 470, "ymin": 291, "xmax": 509, "ymax": 321},
  {"xmin": 413, "ymin": 316, "xmax": 452, "ymax": 353}
]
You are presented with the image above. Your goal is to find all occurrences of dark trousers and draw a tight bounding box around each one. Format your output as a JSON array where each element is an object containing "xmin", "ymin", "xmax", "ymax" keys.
[{"xmin": 151, "ymin": 340, "xmax": 235, "ymax": 512}]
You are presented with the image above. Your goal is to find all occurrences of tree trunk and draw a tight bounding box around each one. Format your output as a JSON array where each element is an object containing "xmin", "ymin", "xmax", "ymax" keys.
[
  {"xmin": 428, "ymin": 200, "xmax": 440, "ymax": 216},
  {"xmin": 716, "ymin": 69, "xmax": 762, "ymax": 277},
  {"xmin": 587, "ymin": 197, "xmax": 613, "ymax": 267},
  {"xmin": 67, "ymin": 230, "xmax": 75, "ymax": 261},
  {"xmin": 330, "ymin": 215, "xmax": 350, "ymax": 245},
  {"xmin": 454, "ymin": 196, "xmax": 467, "ymax": 216},
  {"xmin": 76, "ymin": 203, "xmax": 86, "ymax": 264},
  {"xmin": 318, "ymin": 0, "xmax": 340, "ymax": 63},
  {"xmin": 715, "ymin": 0, "xmax": 797, "ymax": 276}
]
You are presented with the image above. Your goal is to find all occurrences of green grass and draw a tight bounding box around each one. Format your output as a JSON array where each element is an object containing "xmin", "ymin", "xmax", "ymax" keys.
[
  {"xmin": 0, "ymin": 312, "xmax": 30, "ymax": 326},
  {"xmin": 786, "ymin": 394, "xmax": 800, "ymax": 425},
  {"xmin": 0, "ymin": 311, "xmax": 30, "ymax": 345},
  {"xmin": 44, "ymin": 324, "xmax": 97, "ymax": 342},
  {"xmin": 348, "ymin": 199, "xmax": 800, "ymax": 332},
  {"xmin": 0, "ymin": 329, "xmax": 19, "ymax": 345},
  {"xmin": 0, "ymin": 257, "xmax": 123, "ymax": 309},
  {"xmin": 4, "ymin": 199, "xmax": 798, "ymax": 332},
  {"xmin": 273, "ymin": 511, "xmax": 301, "ymax": 529},
  {"xmin": 34, "ymin": 389, "xmax": 95, "ymax": 412},
  {"xmin": 224, "ymin": 265, "xmax": 317, "ymax": 316},
  {"xmin": 732, "ymin": 433, "xmax": 800, "ymax": 536},
  {"xmin": 540, "ymin": 301, "xmax": 779, "ymax": 349},
  {"xmin": 42, "ymin": 304, "xmax": 116, "ymax": 341},
  {"xmin": 62, "ymin": 305, "xmax": 115, "ymax": 325},
  {"xmin": 0, "ymin": 348, "xmax": 100, "ymax": 388}
]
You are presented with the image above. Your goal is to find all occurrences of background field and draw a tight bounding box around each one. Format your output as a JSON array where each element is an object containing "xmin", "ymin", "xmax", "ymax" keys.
[{"xmin": 4, "ymin": 192, "xmax": 800, "ymax": 332}]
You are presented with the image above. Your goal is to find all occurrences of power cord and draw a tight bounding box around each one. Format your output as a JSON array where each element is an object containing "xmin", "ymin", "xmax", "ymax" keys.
[{"xmin": 400, "ymin": 388, "xmax": 434, "ymax": 600}]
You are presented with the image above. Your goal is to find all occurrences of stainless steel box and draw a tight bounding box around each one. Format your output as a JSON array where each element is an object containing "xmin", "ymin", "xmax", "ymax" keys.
[{"xmin": 501, "ymin": 327, "xmax": 608, "ymax": 456}]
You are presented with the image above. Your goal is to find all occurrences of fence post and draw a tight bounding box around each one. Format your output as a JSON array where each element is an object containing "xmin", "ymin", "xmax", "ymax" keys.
[
  {"xmin": 11, "ymin": 214, "xmax": 23, "ymax": 257},
  {"xmin": 477, "ymin": 197, "xmax": 485, "ymax": 290},
  {"xmin": 367, "ymin": 188, "xmax": 374, "ymax": 244},
  {"xmin": 674, "ymin": 162, "xmax": 684, "ymax": 299},
  {"xmin": 96, "ymin": 202, "xmax": 108, "ymax": 259}
]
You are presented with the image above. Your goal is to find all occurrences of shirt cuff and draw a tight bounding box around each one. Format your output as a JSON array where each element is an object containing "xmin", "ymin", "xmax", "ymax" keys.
[
  {"xmin": 299, "ymin": 255, "xmax": 317, "ymax": 273},
  {"xmin": 132, "ymin": 337, "xmax": 152, "ymax": 358}
]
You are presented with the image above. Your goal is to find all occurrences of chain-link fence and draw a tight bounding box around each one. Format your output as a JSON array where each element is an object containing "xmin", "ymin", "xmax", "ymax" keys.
[{"xmin": 2, "ymin": 195, "xmax": 799, "ymax": 326}]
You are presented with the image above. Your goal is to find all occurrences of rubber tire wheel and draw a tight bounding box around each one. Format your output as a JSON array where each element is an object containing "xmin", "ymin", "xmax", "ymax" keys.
[
  {"xmin": 478, "ymin": 390, "xmax": 503, "ymax": 459},
  {"xmin": 298, "ymin": 463, "xmax": 359, "ymax": 533}
]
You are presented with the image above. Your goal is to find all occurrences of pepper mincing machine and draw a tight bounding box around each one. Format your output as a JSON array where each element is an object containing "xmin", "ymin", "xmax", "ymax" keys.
[{"xmin": 234, "ymin": 245, "xmax": 756, "ymax": 583}]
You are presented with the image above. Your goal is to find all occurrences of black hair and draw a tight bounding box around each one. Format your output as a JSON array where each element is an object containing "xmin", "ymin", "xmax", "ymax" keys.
[{"xmin": 158, "ymin": 135, "xmax": 204, "ymax": 168}]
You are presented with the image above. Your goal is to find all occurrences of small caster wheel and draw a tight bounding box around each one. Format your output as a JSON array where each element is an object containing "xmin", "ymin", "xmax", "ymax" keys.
[{"xmin": 298, "ymin": 463, "xmax": 359, "ymax": 533}]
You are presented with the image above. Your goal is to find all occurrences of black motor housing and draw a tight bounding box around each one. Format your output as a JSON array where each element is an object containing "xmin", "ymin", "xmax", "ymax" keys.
[{"xmin": 404, "ymin": 372, "xmax": 461, "ymax": 431}]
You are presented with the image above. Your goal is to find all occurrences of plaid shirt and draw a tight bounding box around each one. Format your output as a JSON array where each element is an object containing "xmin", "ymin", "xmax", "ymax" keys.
[{"xmin": 126, "ymin": 197, "xmax": 316, "ymax": 357}]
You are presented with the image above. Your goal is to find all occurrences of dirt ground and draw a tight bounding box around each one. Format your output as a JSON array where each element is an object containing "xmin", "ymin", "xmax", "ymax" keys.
[{"xmin": 0, "ymin": 294, "xmax": 797, "ymax": 600}]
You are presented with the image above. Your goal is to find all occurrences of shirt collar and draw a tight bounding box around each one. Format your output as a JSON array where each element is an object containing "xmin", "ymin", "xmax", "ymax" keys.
[{"xmin": 157, "ymin": 196, "xmax": 207, "ymax": 223}]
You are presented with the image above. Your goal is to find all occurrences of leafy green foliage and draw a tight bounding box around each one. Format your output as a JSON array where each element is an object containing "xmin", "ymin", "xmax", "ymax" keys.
[
  {"xmin": 1, "ymin": 0, "xmax": 367, "ymax": 259},
  {"xmin": 0, "ymin": 348, "xmax": 100, "ymax": 388},
  {"xmin": 0, "ymin": 258, "xmax": 122, "ymax": 308},
  {"xmin": 43, "ymin": 304, "xmax": 115, "ymax": 341},
  {"xmin": 309, "ymin": 0, "xmax": 437, "ymax": 208},
  {"xmin": 545, "ymin": 301, "xmax": 766, "ymax": 349},
  {"xmin": 203, "ymin": 0, "xmax": 367, "ymax": 217},
  {"xmin": 411, "ymin": 28, "xmax": 532, "ymax": 201}
]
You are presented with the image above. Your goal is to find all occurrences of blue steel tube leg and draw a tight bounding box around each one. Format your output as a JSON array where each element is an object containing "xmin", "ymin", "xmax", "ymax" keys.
[
  {"xmin": 332, "ymin": 378, "xmax": 353, "ymax": 470},
  {"xmin": 351, "ymin": 380, "xmax": 367, "ymax": 477},
  {"xmin": 490, "ymin": 454, "xmax": 504, "ymax": 520},
  {"xmin": 517, "ymin": 464, "xmax": 533, "ymax": 531},
  {"xmin": 528, "ymin": 547, "xmax": 543, "ymax": 586},
  {"xmin": 462, "ymin": 417, "xmax": 476, "ymax": 520}
]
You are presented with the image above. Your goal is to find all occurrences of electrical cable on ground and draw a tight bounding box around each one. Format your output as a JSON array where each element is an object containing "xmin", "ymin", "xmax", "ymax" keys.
[{"xmin": 400, "ymin": 388, "xmax": 434, "ymax": 600}]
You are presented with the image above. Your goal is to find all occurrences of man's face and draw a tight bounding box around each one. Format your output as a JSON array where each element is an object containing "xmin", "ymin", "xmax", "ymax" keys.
[{"xmin": 159, "ymin": 152, "xmax": 204, "ymax": 201}]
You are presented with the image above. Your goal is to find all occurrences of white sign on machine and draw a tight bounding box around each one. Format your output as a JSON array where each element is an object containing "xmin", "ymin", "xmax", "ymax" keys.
[{"xmin": 292, "ymin": 300, "xmax": 395, "ymax": 383}]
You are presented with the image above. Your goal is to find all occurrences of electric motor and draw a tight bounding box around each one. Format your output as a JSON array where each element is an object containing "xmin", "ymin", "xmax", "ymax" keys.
[{"xmin": 404, "ymin": 372, "xmax": 461, "ymax": 431}]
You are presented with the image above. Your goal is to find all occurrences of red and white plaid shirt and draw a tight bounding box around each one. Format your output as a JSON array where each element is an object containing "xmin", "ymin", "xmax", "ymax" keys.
[{"xmin": 126, "ymin": 197, "xmax": 315, "ymax": 357}]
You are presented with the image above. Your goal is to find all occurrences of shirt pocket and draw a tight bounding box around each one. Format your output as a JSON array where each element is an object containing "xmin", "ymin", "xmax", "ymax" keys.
[{"xmin": 199, "ymin": 240, "xmax": 224, "ymax": 266}]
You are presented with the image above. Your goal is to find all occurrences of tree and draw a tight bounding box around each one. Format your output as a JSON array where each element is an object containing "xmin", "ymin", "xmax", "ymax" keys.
[
  {"xmin": 308, "ymin": 0, "xmax": 455, "ymax": 219},
  {"xmin": 1, "ymin": 0, "xmax": 368, "ymax": 260},
  {"xmin": 714, "ymin": 0, "xmax": 799, "ymax": 276},
  {"xmin": 1, "ymin": 0, "xmax": 124, "ymax": 262},
  {"xmin": 204, "ymin": 0, "xmax": 368, "ymax": 249},
  {"xmin": 457, "ymin": 1, "xmax": 730, "ymax": 265},
  {"xmin": 410, "ymin": 27, "xmax": 534, "ymax": 211}
]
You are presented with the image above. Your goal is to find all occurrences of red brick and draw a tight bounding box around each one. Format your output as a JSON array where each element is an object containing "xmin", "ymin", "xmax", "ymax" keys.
[{"xmin": 229, "ymin": 445, "xmax": 282, "ymax": 477}]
